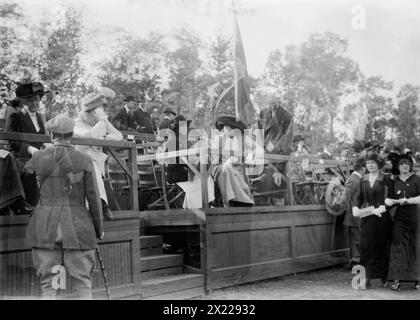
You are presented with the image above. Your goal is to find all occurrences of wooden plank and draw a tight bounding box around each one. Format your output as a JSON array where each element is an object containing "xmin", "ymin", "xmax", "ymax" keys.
[
  {"xmin": 0, "ymin": 132, "xmax": 137, "ymax": 149},
  {"xmin": 140, "ymin": 209, "xmax": 205, "ymax": 227},
  {"xmin": 129, "ymin": 146, "xmax": 139, "ymax": 211},
  {"xmin": 142, "ymin": 274, "xmax": 204, "ymax": 298},
  {"xmin": 142, "ymin": 286, "xmax": 204, "ymax": 300},
  {"xmin": 141, "ymin": 247, "xmax": 162, "ymax": 256},
  {"xmin": 207, "ymin": 250, "xmax": 348, "ymax": 290},
  {"xmin": 141, "ymin": 254, "xmax": 183, "ymax": 271},
  {"xmin": 140, "ymin": 235, "xmax": 163, "ymax": 248},
  {"xmin": 141, "ymin": 266, "xmax": 183, "ymax": 279}
]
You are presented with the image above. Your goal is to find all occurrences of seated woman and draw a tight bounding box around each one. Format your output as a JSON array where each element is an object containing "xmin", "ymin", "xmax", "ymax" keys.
[
  {"xmin": 210, "ymin": 114, "xmax": 258, "ymax": 208},
  {"xmin": 74, "ymin": 93, "xmax": 123, "ymax": 220}
]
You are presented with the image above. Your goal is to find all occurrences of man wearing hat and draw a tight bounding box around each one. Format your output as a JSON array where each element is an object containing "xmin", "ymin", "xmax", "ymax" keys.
[
  {"xmin": 112, "ymin": 96, "xmax": 139, "ymax": 132},
  {"xmin": 330, "ymin": 157, "xmax": 365, "ymax": 268},
  {"xmin": 159, "ymin": 102, "xmax": 177, "ymax": 130},
  {"xmin": 133, "ymin": 95, "xmax": 155, "ymax": 134},
  {"xmin": 6, "ymin": 82, "xmax": 50, "ymax": 206},
  {"xmin": 23, "ymin": 114, "xmax": 104, "ymax": 299},
  {"xmin": 292, "ymin": 135, "xmax": 310, "ymax": 156}
]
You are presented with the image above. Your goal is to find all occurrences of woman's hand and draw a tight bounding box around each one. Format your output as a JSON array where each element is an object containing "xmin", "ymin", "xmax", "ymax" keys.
[
  {"xmin": 398, "ymin": 198, "xmax": 408, "ymax": 205},
  {"xmin": 385, "ymin": 198, "xmax": 394, "ymax": 207},
  {"xmin": 352, "ymin": 207, "xmax": 360, "ymax": 217}
]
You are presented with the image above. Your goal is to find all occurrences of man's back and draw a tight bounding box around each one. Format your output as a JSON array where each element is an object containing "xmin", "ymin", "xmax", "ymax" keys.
[{"xmin": 24, "ymin": 143, "xmax": 103, "ymax": 250}]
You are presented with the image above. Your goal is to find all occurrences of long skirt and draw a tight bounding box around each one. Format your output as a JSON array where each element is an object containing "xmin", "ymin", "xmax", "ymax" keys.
[
  {"xmin": 212, "ymin": 164, "xmax": 254, "ymax": 207},
  {"xmin": 360, "ymin": 211, "xmax": 392, "ymax": 280},
  {"xmin": 388, "ymin": 207, "xmax": 420, "ymax": 282}
]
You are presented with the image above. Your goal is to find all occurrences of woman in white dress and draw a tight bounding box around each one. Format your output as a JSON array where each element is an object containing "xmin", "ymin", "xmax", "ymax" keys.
[{"xmin": 74, "ymin": 93, "xmax": 123, "ymax": 220}]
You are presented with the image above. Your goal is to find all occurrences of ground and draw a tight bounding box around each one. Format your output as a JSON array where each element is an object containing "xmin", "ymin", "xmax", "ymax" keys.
[{"xmin": 204, "ymin": 266, "xmax": 420, "ymax": 300}]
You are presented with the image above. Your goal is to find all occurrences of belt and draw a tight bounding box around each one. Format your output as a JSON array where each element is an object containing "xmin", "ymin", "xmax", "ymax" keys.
[{"xmin": 39, "ymin": 197, "xmax": 84, "ymax": 206}]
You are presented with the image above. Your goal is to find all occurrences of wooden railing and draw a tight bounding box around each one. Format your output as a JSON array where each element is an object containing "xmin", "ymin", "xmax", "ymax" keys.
[
  {"xmin": 0, "ymin": 131, "xmax": 139, "ymax": 211},
  {"xmin": 136, "ymin": 147, "xmax": 352, "ymax": 207}
]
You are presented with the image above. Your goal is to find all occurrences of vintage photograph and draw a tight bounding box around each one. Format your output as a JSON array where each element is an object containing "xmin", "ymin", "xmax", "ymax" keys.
[{"xmin": 0, "ymin": 0, "xmax": 420, "ymax": 301}]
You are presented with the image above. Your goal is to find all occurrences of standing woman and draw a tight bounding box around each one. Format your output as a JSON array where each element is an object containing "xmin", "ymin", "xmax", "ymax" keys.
[
  {"xmin": 74, "ymin": 93, "xmax": 123, "ymax": 220},
  {"xmin": 353, "ymin": 151, "xmax": 393, "ymax": 288},
  {"xmin": 385, "ymin": 154, "xmax": 420, "ymax": 290}
]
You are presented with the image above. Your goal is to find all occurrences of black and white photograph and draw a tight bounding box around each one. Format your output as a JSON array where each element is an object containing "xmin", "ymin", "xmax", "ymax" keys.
[{"xmin": 1, "ymin": 0, "xmax": 420, "ymax": 304}]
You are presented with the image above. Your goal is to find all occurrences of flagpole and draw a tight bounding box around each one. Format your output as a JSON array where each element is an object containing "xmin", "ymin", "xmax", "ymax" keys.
[{"xmin": 232, "ymin": 0, "xmax": 239, "ymax": 121}]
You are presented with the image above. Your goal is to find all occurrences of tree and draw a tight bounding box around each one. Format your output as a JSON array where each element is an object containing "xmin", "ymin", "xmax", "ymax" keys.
[
  {"xmin": 37, "ymin": 6, "xmax": 85, "ymax": 117},
  {"xmin": 0, "ymin": 3, "xmax": 42, "ymax": 98},
  {"xmin": 393, "ymin": 84, "xmax": 420, "ymax": 150},
  {"xmin": 95, "ymin": 31, "xmax": 168, "ymax": 117},
  {"xmin": 258, "ymin": 32, "xmax": 362, "ymax": 150},
  {"xmin": 342, "ymin": 76, "xmax": 394, "ymax": 143},
  {"xmin": 168, "ymin": 26, "xmax": 204, "ymax": 117}
]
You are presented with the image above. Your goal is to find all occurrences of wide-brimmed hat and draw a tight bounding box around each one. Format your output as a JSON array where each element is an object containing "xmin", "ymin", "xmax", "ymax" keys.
[
  {"xmin": 397, "ymin": 153, "xmax": 414, "ymax": 168},
  {"xmin": 15, "ymin": 82, "xmax": 49, "ymax": 99},
  {"xmin": 163, "ymin": 107, "xmax": 176, "ymax": 116},
  {"xmin": 123, "ymin": 96, "xmax": 137, "ymax": 102},
  {"xmin": 215, "ymin": 114, "xmax": 247, "ymax": 132},
  {"xmin": 82, "ymin": 93, "xmax": 107, "ymax": 112},
  {"xmin": 365, "ymin": 150, "xmax": 385, "ymax": 168}
]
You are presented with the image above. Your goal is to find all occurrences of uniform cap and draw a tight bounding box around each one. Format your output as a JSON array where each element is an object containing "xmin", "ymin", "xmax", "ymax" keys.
[{"xmin": 46, "ymin": 114, "xmax": 75, "ymax": 135}]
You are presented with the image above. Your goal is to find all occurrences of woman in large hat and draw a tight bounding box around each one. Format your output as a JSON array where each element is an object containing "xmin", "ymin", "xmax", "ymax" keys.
[
  {"xmin": 385, "ymin": 154, "xmax": 420, "ymax": 290},
  {"xmin": 353, "ymin": 150, "xmax": 393, "ymax": 288},
  {"xmin": 74, "ymin": 93, "xmax": 123, "ymax": 220},
  {"xmin": 210, "ymin": 114, "xmax": 256, "ymax": 207}
]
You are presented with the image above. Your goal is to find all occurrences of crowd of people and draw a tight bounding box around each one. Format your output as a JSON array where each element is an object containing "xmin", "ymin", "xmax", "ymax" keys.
[
  {"xmin": 329, "ymin": 149, "xmax": 420, "ymax": 291},
  {"xmin": 1, "ymin": 81, "xmax": 419, "ymax": 297}
]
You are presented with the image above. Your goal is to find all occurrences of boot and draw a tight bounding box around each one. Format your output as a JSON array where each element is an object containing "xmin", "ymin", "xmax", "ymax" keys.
[{"xmin": 101, "ymin": 200, "xmax": 114, "ymax": 221}]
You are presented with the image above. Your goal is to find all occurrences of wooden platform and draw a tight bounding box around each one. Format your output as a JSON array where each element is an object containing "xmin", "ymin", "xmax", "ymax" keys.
[{"xmin": 0, "ymin": 205, "xmax": 349, "ymax": 299}]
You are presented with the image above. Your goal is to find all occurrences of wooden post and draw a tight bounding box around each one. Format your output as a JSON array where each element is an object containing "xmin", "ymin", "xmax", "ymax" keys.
[
  {"xmin": 200, "ymin": 147, "xmax": 209, "ymax": 209},
  {"xmin": 129, "ymin": 144, "xmax": 139, "ymax": 211}
]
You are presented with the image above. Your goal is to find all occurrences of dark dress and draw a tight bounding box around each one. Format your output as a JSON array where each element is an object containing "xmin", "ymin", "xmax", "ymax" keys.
[
  {"xmin": 388, "ymin": 174, "xmax": 420, "ymax": 282},
  {"xmin": 358, "ymin": 172, "xmax": 393, "ymax": 280},
  {"xmin": 6, "ymin": 109, "xmax": 47, "ymax": 206}
]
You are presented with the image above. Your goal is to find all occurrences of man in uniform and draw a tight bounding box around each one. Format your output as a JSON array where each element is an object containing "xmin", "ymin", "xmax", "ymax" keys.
[{"xmin": 24, "ymin": 114, "xmax": 104, "ymax": 299}]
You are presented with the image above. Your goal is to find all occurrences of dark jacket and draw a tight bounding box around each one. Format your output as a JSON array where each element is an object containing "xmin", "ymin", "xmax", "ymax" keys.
[
  {"xmin": 133, "ymin": 108, "xmax": 155, "ymax": 134},
  {"xmin": 342, "ymin": 172, "xmax": 362, "ymax": 227},
  {"xmin": 258, "ymin": 104, "xmax": 293, "ymax": 154},
  {"xmin": 23, "ymin": 142, "xmax": 103, "ymax": 250},
  {"xmin": 5, "ymin": 108, "xmax": 48, "ymax": 158},
  {"xmin": 112, "ymin": 107, "xmax": 138, "ymax": 132},
  {"xmin": 159, "ymin": 117, "xmax": 173, "ymax": 131}
]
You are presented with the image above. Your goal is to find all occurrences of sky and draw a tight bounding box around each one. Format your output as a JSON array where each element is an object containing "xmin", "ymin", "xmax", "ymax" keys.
[{"xmin": 6, "ymin": 0, "xmax": 420, "ymax": 92}]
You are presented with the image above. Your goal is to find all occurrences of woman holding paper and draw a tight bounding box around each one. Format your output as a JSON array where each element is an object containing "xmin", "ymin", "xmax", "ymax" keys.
[
  {"xmin": 352, "ymin": 151, "xmax": 393, "ymax": 288},
  {"xmin": 385, "ymin": 154, "xmax": 420, "ymax": 290}
]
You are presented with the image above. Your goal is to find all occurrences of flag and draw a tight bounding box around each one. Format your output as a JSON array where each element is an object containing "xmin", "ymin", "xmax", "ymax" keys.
[{"xmin": 233, "ymin": 13, "xmax": 255, "ymax": 127}]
